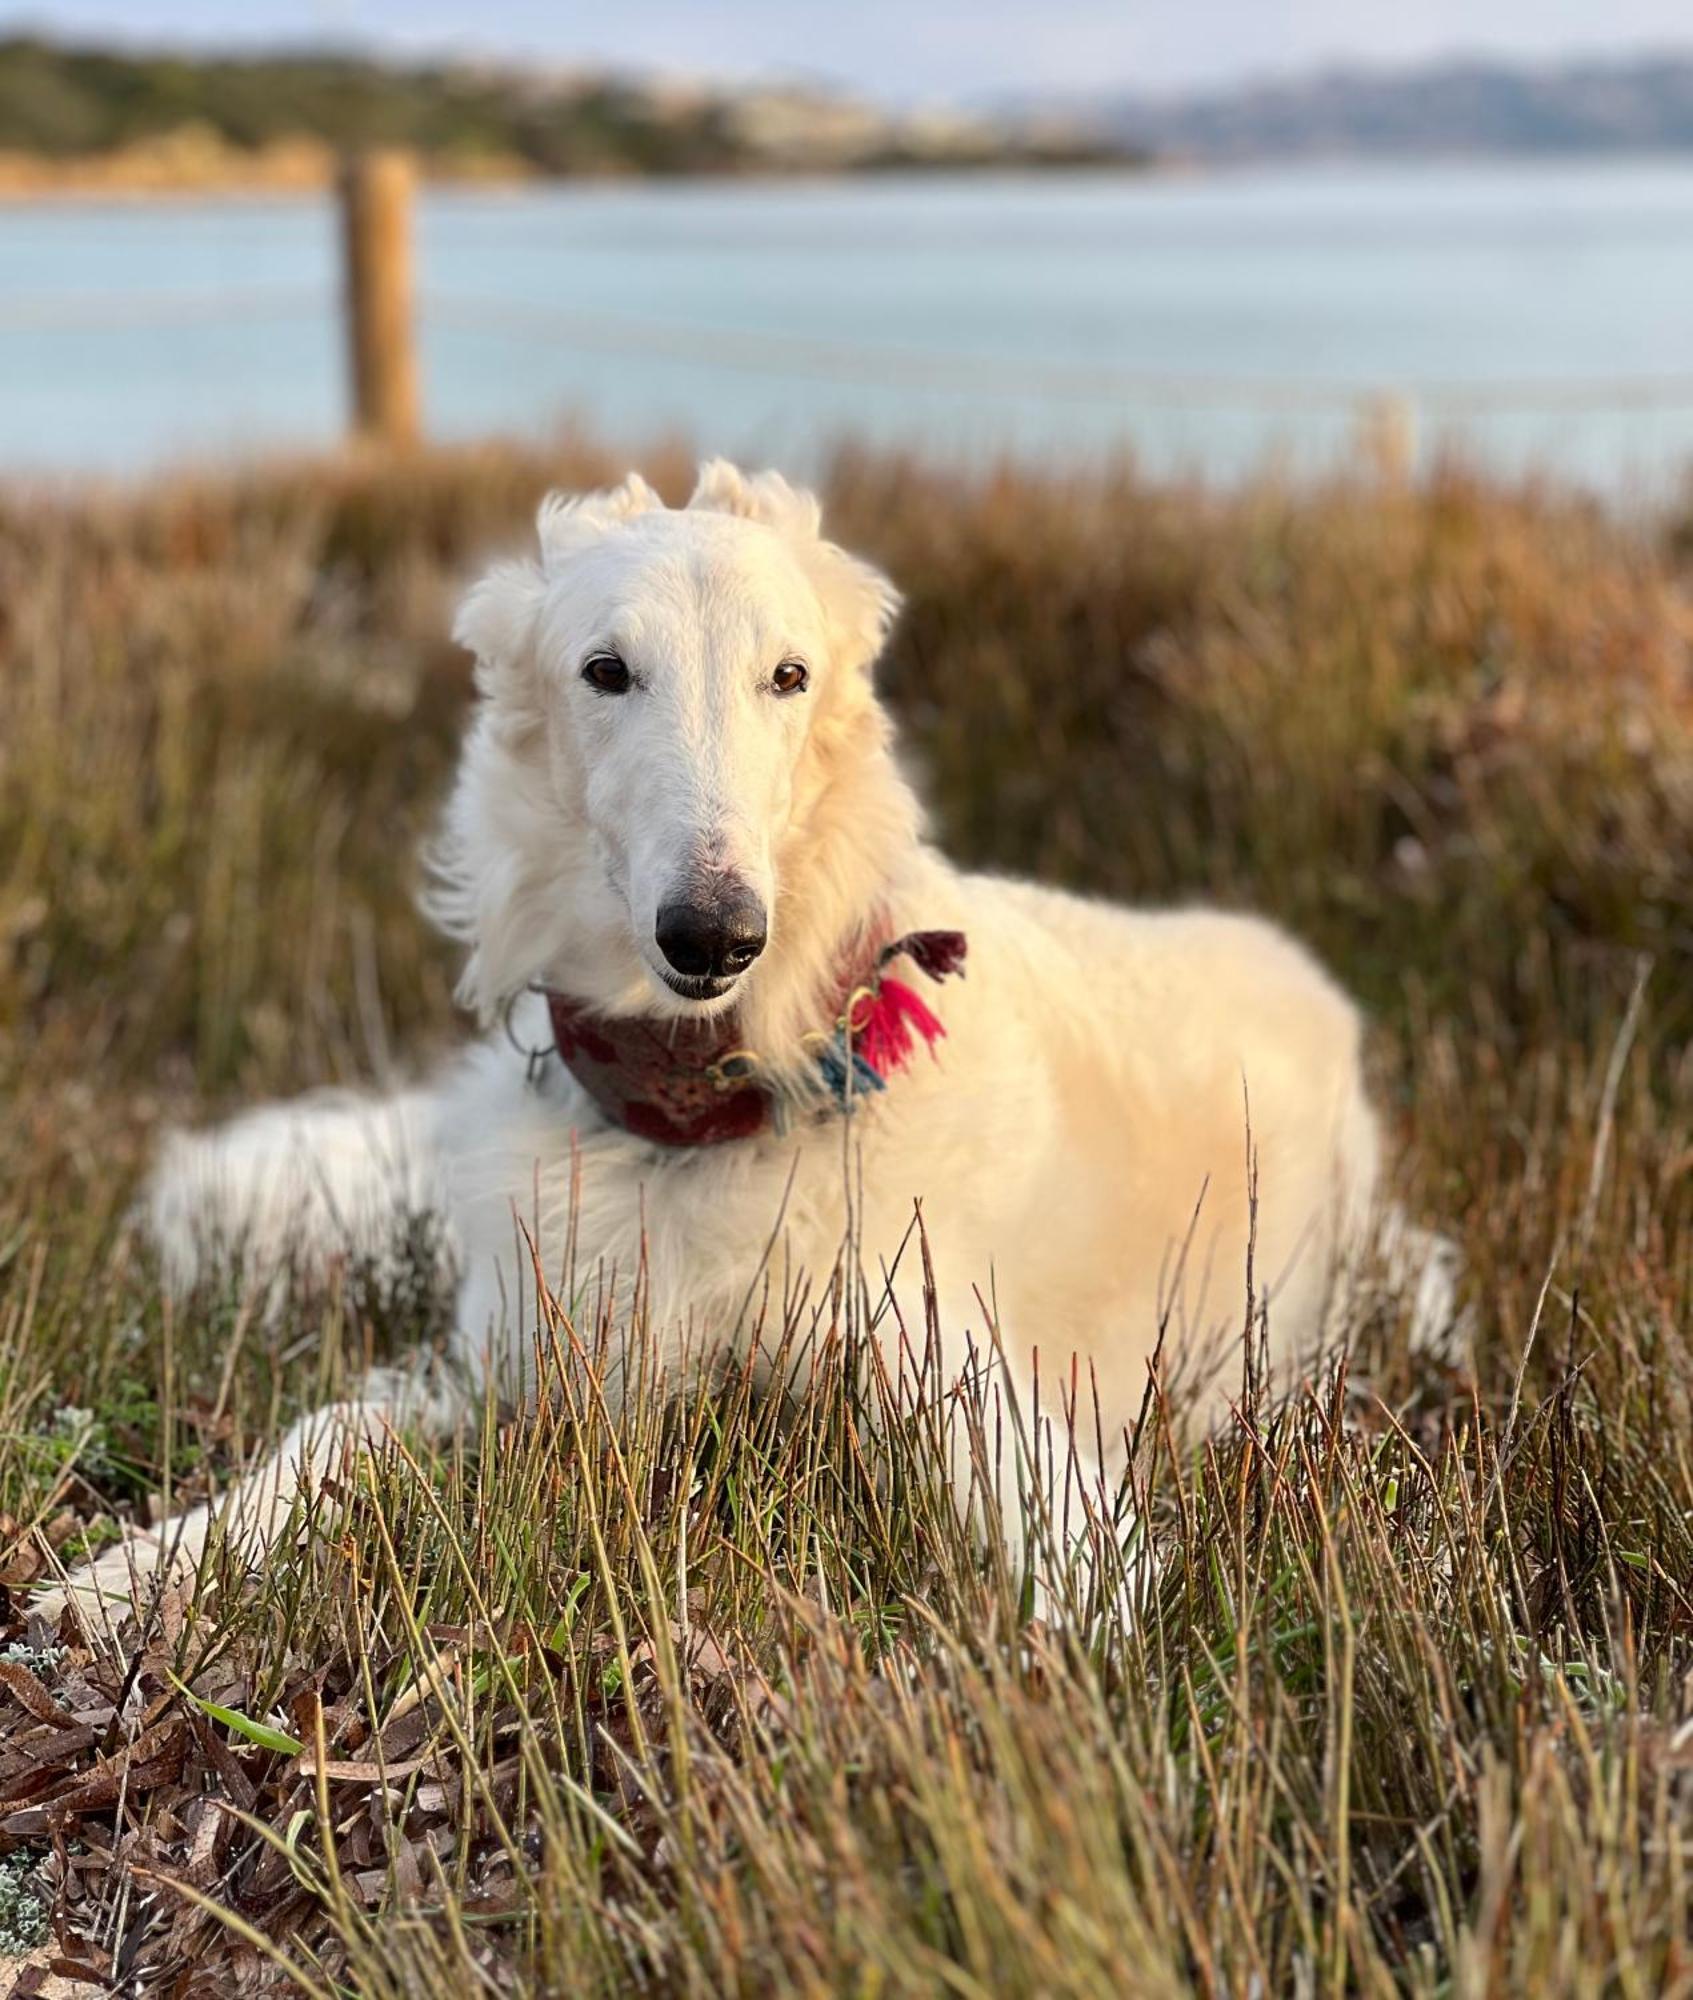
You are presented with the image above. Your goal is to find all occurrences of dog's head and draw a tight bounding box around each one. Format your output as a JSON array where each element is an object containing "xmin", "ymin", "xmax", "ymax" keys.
[{"xmin": 433, "ymin": 461, "xmax": 912, "ymax": 1034}]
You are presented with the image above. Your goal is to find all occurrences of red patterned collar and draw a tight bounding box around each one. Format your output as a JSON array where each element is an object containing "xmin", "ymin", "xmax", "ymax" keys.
[{"xmin": 541, "ymin": 930, "xmax": 967, "ymax": 1148}]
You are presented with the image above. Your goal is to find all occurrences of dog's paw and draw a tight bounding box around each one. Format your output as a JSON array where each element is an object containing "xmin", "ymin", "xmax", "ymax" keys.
[{"xmin": 32, "ymin": 1519, "xmax": 203, "ymax": 1633}]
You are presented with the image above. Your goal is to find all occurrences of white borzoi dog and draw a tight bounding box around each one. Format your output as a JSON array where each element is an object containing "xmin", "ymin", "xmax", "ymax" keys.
[{"xmin": 50, "ymin": 460, "xmax": 1455, "ymax": 1620}]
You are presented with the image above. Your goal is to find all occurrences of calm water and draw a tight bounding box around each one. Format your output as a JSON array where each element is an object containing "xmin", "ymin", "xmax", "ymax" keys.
[{"xmin": 5, "ymin": 160, "xmax": 1693, "ymax": 491}]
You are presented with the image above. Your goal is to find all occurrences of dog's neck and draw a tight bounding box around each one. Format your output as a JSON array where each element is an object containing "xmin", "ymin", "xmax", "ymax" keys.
[{"xmin": 542, "ymin": 924, "xmax": 965, "ymax": 1147}]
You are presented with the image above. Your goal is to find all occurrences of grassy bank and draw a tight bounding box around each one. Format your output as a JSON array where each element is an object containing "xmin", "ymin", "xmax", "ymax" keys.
[{"xmin": 2, "ymin": 440, "xmax": 1693, "ymax": 1990}]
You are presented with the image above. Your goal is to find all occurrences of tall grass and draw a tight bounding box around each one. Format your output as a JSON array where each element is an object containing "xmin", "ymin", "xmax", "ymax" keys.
[{"xmin": 2, "ymin": 439, "xmax": 1692, "ymax": 1990}]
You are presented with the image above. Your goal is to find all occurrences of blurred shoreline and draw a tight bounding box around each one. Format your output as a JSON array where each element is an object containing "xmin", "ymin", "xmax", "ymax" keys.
[
  {"xmin": 0, "ymin": 130, "xmax": 528, "ymax": 203},
  {"xmin": 0, "ymin": 134, "xmax": 1146, "ymax": 204}
]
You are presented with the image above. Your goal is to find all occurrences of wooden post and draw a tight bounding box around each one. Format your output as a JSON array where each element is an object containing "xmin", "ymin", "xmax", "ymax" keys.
[
  {"xmin": 1355, "ymin": 392, "xmax": 1416, "ymax": 485},
  {"xmin": 340, "ymin": 150, "xmax": 420, "ymax": 446}
]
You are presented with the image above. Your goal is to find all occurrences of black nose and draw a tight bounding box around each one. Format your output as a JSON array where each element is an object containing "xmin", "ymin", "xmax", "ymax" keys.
[{"xmin": 655, "ymin": 890, "xmax": 768, "ymax": 982}]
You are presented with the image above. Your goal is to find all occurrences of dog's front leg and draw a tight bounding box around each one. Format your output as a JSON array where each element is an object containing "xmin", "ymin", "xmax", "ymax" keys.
[
  {"xmin": 909, "ymin": 1306, "xmax": 1139, "ymax": 1627},
  {"xmin": 35, "ymin": 1356, "xmax": 472, "ymax": 1637}
]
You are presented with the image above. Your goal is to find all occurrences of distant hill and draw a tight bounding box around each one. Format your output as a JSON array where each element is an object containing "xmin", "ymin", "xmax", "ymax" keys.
[
  {"xmin": 1092, "ymin": 52, "xmax": 1693, "ymax": 160},
  {"xmin": 0, "ymin": 37, "xmax": 1135, "ymax": 192}
]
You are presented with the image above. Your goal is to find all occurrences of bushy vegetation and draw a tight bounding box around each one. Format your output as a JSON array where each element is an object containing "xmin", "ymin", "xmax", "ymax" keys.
[
  {"xmin": 0, "ymin": 35, "xmax": 744, "ymax": 176},
  {"xmin": 2, "ymin": 439, "xmax": 1693, "ymax": 1989},
  {"xmin": 0, "ymin": 37, "xmax": 1130, "ymax": 180}
]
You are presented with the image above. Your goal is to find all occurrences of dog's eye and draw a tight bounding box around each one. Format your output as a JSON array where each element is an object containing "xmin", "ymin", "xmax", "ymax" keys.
[
  {"xmin": 772, "ymin": 660, "xmax": 809, "ymax": 696},
  {"xmin": 581, "ymin": 653, "xmax": 632, "ymax": 695}
]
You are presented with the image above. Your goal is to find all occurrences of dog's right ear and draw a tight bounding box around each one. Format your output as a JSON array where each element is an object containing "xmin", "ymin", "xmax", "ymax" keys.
[
  {"xmin": 455, "ymin": 475, "xmax": 663, "ymax": 697},
  {"xmin": 536, "ymin": 473, "xmax": 662, "ymax": 561},
  {"xmin": 453, "ymin": 558, "xmax": 548, "ymax": 705}
]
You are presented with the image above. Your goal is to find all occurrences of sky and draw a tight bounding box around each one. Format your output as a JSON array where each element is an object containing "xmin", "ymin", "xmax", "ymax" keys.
[{"xmin": 6, "ymin": 0, "xmax": 1693, "ymax": 98}]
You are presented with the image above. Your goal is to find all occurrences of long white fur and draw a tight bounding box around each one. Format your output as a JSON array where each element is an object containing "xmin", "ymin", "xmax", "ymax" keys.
[{"xmin": 47, "ymin": 459, "xmax": 1457, "ymax": 1623}]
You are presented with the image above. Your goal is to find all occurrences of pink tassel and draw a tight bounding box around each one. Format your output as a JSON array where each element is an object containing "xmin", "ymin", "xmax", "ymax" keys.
[{"xmin": 857, "ymin": 976, "xmax": 946, "ymax": 1078}]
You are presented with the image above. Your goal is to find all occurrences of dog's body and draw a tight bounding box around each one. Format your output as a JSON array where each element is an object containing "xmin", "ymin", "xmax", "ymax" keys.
[
  {"xmin": 447, "ymin": 867, "xmax": 1386, "ymax": 1440},
  {"xmin": 55, "ymin": 463, "xmax": 1451, "ymax": 1617}
]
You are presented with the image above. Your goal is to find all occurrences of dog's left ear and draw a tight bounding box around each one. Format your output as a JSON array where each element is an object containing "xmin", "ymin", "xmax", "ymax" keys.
[
  {"xmin": 689, "ymin": 458, "xmax": 902, "ymax": 674},
  {"xmin": 806, "ymin": 539, "xmax": 902, "ymax": 678}
]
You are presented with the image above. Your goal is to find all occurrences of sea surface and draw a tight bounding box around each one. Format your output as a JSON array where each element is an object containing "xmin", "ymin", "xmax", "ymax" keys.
[{"xmin": 5, "ymin": 159, "xmax": 1693, "ymax": 492}]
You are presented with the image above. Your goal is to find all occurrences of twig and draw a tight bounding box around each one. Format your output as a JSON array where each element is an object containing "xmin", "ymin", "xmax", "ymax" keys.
[{"xmin": 1578, "ymin": 953, "xmax": 1651, "ymax": 1257}]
